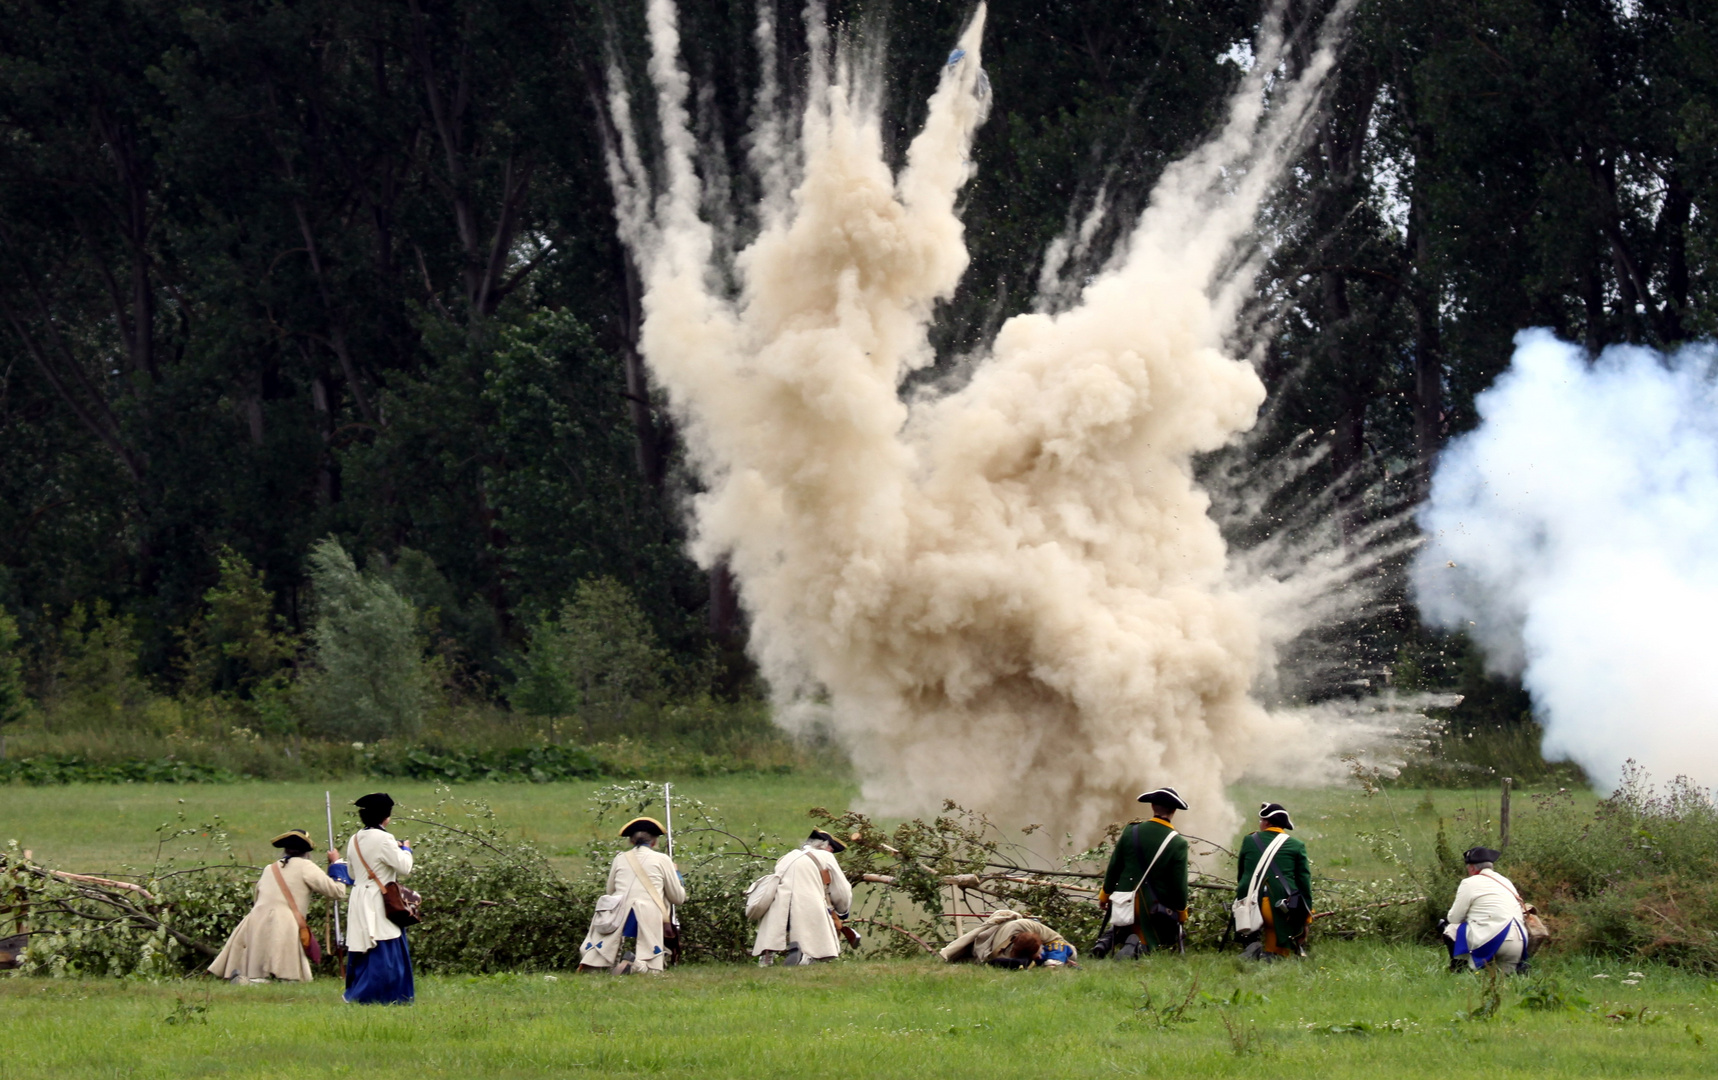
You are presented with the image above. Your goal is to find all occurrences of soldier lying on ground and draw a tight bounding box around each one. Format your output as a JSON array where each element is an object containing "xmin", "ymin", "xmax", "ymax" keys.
[{"xmin": 940, "ymin": 909, "xmax": 1078, "ymax": 968}]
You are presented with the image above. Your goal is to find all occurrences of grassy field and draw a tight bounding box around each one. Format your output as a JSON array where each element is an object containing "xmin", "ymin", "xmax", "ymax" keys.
[
  {"xmin": 1, "ymin": 943, "xmax": 1711, "ymax": 1079},
  {"xmin": 6, "ymin": 775, "xmax": 1689, "ymax": 1078}
]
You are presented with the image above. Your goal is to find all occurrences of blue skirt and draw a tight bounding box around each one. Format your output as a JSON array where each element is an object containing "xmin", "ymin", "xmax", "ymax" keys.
[{"xmin": 345, "ymin": 933, "xmax": 414, "ymax": 1004}]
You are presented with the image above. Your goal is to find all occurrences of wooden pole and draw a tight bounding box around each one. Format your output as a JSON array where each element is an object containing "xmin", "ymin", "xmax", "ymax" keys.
[{"xmin": 1500, "ymin": 777, "xmax": 1513, "ymax": 848}]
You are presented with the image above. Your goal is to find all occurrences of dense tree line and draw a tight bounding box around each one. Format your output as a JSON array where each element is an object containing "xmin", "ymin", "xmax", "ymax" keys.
[{"xmin": 2, "ymin": 0, "xmax": 1713, "ymax": 717}]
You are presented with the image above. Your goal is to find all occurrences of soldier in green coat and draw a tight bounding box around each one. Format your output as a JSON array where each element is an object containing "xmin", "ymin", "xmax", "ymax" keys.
[
  {"xmin": 1234, "ymin": 802, "xmax": 1313, "ymax": 958},
  {"xmin": 1094, "ymin": 786, "xmax": 1190, "ymax": 958}
]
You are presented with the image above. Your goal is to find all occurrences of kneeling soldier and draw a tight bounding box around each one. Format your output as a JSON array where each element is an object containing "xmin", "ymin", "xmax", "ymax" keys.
[
  {"xmin": 1095, "ymin": 785, "xmax": 1190, "ymax": 958},
  {"xmin": 1235, "ymin": 802, "xmax": 1313, "ymax": 959},
  {"xmin": 752, "ymin": 830, "xmax": 854, "ymax": 966},
  {"xmin": 1441, "ymin": 847, "xmax": 1529, "ymax": 973},
  {"xmin": 578, "ymin": 817, "xmax": 686, "ymax": 974}
]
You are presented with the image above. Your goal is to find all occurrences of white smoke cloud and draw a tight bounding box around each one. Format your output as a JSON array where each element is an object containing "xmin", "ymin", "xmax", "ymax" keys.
[
  {"xmin": 1414, "ymin": 329, "xmax": 1718, "ymax": 789},
  {"xmin": 606, "ymin": 1, "xmax": 1363, "ymax": 845}
]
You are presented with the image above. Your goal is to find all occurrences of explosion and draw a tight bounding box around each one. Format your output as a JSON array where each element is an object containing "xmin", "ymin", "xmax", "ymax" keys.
[{"xmin": 606, "ymin": 1, "xmax": 1355, "ymax": 843}]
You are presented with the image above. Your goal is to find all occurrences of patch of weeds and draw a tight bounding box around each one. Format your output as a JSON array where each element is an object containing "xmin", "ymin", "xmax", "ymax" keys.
[
  {"xmin": 1601, "ymin": 1005, "xmax": 1661, "ymax": 1025},
  {"xmin": 1200, "ymin": 984, "xmax": 1267, "ymax": 1055},
  {"xmin": 1307, "ymin": 1019, "xmax": 1417, "ymax": 1035},
  {"xmin": 1458, "ymin": 966, "xmax": 1504, "ymax": 1022},
  {"xmin": 1685, "ymin": 1023, "xmax": 1705, "ymax": 1048},
  {"xmin": 162, "ymin": 995, "xmax": 208, "ymax": 1026},
  {"xmin": 940, "ymin": 1023, "xmax": 993, "ymax": 1037},
  {"xmin": 1519, "ymin": 977, "xmax": 1587, "ymax": 1012},
  {"xmin": 1133, "ymin": 976, "xmax": 1200, "ymax": 1028},
  {"xmin": 1217, "ymin": 1009, "xmax": 1262, "ymax": 1056},
  {"xmin": 1201, "ymin": 987, "xmax": 1268, "ymax": 1008}
]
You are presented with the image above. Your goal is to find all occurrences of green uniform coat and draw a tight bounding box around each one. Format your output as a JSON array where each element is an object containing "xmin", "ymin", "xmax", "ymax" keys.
[
  {"xmin": 1102, "ymin": 818, "xmax": 1189, "ymax": 947},
  {"xmin": 1234, "ymin": 829, "xmax": 1313, "ymax": 937}
]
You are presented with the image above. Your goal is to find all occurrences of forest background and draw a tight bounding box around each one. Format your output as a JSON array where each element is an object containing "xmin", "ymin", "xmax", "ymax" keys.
[{"xmin": 1, "ymin": 0, "xmax": 1713, "ymax": 781}]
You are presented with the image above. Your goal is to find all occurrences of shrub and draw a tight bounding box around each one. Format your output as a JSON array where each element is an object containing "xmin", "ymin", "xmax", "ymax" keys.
[
  {"xmin": 301, "ymin": 538, "xmax": 433, "ymax": 742},
  {"xmin": 508, "ymin": 577, "xmax": 668, "ymax": 737},
  {"xmin": 38, "ymin": 602, "xmax": 152, "ymax": 732},
  {"xmin": 176, "ymin": 547, "xmax": 299, "ymax": 699}
]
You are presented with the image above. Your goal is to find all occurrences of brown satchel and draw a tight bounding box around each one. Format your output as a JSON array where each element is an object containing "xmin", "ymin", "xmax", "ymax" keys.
[
  {"xmin": 354, "ymin": 835, "xmax": 422, "ymax": 928},
  {"xmin": 269, "ymin": 862, "xmax": 323, "ymax": 963}
]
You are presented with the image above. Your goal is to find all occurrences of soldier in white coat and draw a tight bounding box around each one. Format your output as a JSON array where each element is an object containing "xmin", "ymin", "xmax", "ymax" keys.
[
  {"xmin": 208, "ymin": 829, "xmax": 347, "ymax": 983},
  {"xmin": 578, "ymin": 817, "xmax": 687, "ymax": 974},
  {"xmin": 752, "ymin": 830, "xmax": 854, "ymax": 966},
  {"xmin": 344, "ymin": 792, "xmax": 417, "ymax": 1004},
  {"xmin": 1442, "ymin": 846, "xmax": 1528, "ymax": 972}
]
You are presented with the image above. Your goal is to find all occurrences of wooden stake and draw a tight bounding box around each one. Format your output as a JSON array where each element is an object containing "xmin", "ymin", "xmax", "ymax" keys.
[{"xmin": 1500, "ymin": 776, "xmax": 1513, "ymax": 848}]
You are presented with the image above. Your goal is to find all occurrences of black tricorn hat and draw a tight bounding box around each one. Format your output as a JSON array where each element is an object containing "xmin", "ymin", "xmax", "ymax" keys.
[
  {"xmin": 353, "ymin": 792, "xmax": 395, "ymax": 813},
  {"xmin": 1258, "ymin": 802, "xmax": 1295, "ymax": 830},
  {"xmin": 1136, "ymin": 786, "xmax": 1189, "ymax": 810},
  {"xmin": 809, "ymin": 829, "xmax": 848, "ymax": 854},
  {"xmin": 619, "ymin": 816, "xmax": 665, "ymax": 838},
  {"xmin": 271, "ymin": 829, "xmax": 314, "ymax": 851},
  {"xmin": 1463, "ymin": 846, "xmax": 1502, "ymax": 865}
]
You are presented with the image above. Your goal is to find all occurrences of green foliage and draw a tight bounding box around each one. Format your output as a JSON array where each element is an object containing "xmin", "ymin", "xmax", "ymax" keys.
[
  {"xmin": 404, "ymin": 794, "xmax": 593, "ymax": 974},
  {"xmin": 1395, "ymin": 721, "xmax": 1589, "ymax": 790},
  {"xmin": 508, "ymin": 577, "xmax": 669, "ymax": 735},
  {"xmin": 481, "ymin": 311, "xmax": 706, "ymax": 659},
  {"xmin": 5, "ymin": 814, "xmax": 256, "ymax": 979},
  {"xmin": 0, "ymin": 755, "xmax": 239, "ymax": 785},
  {"xmin": 367, "ymin": 745, "xmax": 606, "ymax": 784},
  {"xmin": 1519, "ymin": 976, "xmax": 1588, "ymax": 1013},
  {"xmin": 301, "ymin": 538, "xmax": 433, "ymax": 742},
  {"xmin": 176, "ymin": 547, "xmax": 298, "ymax": 699},
  {"xmin": 1501, "ymin": 765, "xmax": 1718, "ymax": 971},
  {"xmin": 38, "ymin": 603, "xmax": 152, "ymax": 732}
]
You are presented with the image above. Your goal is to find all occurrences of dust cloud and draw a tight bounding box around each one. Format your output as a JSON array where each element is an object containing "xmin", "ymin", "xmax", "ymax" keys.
[{"xmin": 606, "ymin": 1, "xmax": 1360, "ymax": 845}]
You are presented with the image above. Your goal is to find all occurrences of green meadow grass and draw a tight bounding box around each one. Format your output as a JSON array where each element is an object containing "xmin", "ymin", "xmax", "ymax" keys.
[
  {"xmin": 0, "ymin": 773, "xmax": 860, "ymax": 877},
  {"xmin": 2, "ymin": 943, "xmax": 1711, "ymax": 1079}
]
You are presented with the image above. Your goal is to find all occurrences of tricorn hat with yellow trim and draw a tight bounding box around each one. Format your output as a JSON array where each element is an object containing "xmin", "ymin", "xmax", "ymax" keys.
[
  {"xmin": 619, "ymin": 816, "xmax": 666, "ymax": 838},
  {"xmin": 271, "ymin": 829, "xmax": 315, "ymax": 851}
]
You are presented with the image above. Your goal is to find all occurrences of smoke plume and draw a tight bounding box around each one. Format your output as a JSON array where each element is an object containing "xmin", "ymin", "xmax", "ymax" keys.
[
  {"xmin": 1414, "ymin": 330, "xmax": 1718, "ymax": 790},
  {"xmin": 606, "ymin": 2, "xmax": 1355, "ymax": 843}
]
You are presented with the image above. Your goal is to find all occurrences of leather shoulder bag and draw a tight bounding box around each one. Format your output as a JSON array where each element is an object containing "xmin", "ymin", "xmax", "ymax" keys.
[{"xmin": 355, "ymin": 833, "xmax": 422, "ymax": 928}]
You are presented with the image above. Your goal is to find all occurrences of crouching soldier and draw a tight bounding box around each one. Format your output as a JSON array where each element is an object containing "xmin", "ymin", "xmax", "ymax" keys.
[
  {"xmin": 941, "ymin": 909, "xmax": 1078, "ymax": 968},
  {"xmin": 578, "ymin": 817, "xmax": 686, "ymax": 974},
  {"xmin": 1441, "ymin": 847, "xmax": 1529, "ymax": 973},
  {"xmin": 752, "ymin": 830, "xmax": 854, "ymax": 967},
  {"xmin": 208, "ymin": 829, "xmax": 347, "ymax": 984},
  {"xmin": 1235, "ymin": 802, "xmax": 1313, "ymax": 959},
  {"xmin": 1094, "ymin": 786, "xmax": 1190, "ymax": 958}
]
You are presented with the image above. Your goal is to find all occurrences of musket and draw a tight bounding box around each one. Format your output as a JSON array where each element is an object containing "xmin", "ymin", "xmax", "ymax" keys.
[
  {"xmin": 664, "ymin": 783, "xmax": 682, "ymax": 965},
  {"xmin": 326, "ymin": 791, "xmax": 345, "ymax": 976}
]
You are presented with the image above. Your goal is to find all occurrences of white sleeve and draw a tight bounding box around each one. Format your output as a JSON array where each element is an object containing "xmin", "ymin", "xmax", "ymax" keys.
[
  {"xmin": 1445, "ymin": 877, "xmax": 1475, "ymax": 925},
  {"xmin": 662, "ymin": 856, "xmax": 688, "ymax": 905},
  {"xmin": 381, "ymin": 832, "xmax": 415, "ymax": 877}
]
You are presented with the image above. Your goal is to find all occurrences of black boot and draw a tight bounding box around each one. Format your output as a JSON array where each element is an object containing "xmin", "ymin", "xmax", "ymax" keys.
[{"xmin": 1091, "ymin": 926, "xmax": 1117, "ymax": 960}]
